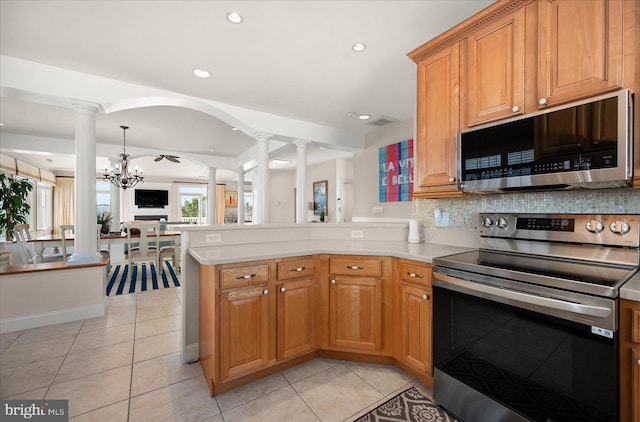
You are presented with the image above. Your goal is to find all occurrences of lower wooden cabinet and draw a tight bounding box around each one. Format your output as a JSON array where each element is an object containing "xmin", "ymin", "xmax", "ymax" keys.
[
  {"xmin": 328, "ymin": 275, "xmax": 381, "ymax": 352},
  {"xmin": 399, "ymin": 283, "xmax": 432, "ymax": 375},
  {"xmin": 277, "ymin": 277, "xmax": 316, "ymax": 360},
  {"xmin": 220, "ymin": 285, "xmax": 270, "ymax": 380},
  {"xmin": 620, "ymin": 299, "xmax": 640, "ymax": 422}
]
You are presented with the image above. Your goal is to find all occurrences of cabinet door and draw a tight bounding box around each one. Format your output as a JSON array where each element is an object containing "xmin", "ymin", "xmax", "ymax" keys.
[
  {"xmin": 633, "ymin": 347, "xmax": 640, "ymax": 422},
  {"xmin": 415, "ymin": 43, "xmax": 461, "ymax": 197},
  {"xmin": 277, "ymin": 278, "xmax": 316, "ymax": 360},
  {"xmin": 220, "ymin": 286, "xmax": 270, "ymax": 380},
  {"xmin": 400, "ymin": 283, "xmax": 432, "ymax": 375},
  {"xmin": 538, "ymin": 0, "xmax": 623, "ymax": 108},
  {"xmin": 467, "ymin": 8, "xmax": 525, "ymax": 126},
  {"xmin": 329, "ymin": 276, "xmax": 381, "ymax": 352}
]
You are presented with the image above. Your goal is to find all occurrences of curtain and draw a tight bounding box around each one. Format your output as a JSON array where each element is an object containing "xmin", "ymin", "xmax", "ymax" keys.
[
  {"xmin": 53, "ymin": 177, "xmax": 74, "ymax": 235},
  {"xmin": 215, "ymin": 184, "xmax": 225, "ymax": 224}
]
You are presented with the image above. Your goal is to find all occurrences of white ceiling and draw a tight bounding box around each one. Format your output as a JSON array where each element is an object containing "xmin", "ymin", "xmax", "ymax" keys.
[{"xmin": 0, "ymin": 0, "xmax": 492, "ymax": 182}]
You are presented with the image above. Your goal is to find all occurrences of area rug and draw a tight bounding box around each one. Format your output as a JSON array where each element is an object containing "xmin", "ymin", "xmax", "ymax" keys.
[
  {"xmin": 354, "ymin": 387, "xmax": 458, "ymax": 422},
  {"xmin": 106, "ymin": 261, "xmax": 180, "ymax": 296}
]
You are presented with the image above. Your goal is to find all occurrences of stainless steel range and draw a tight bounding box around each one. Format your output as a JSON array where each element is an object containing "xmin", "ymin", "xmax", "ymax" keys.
[{"xmin": 432, "ymin": 213, "xmax": 639, "ymax": 422}]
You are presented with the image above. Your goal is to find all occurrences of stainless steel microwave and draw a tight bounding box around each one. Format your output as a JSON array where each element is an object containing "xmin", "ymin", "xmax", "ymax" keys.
[{"xmin": 458, "ymin": 90, "xmax": 633, "ymax": 193}]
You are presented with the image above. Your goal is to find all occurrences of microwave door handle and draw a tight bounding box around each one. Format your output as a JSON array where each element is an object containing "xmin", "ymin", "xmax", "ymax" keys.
[{"xmin": 433, "ymin": 272, "xmax": 611, "ymax": 319}]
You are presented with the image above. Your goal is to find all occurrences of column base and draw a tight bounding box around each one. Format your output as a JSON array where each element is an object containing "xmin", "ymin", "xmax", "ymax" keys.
[{"xmin": 67, "ymin": 252, "xmax": 102, "ymax": 265}]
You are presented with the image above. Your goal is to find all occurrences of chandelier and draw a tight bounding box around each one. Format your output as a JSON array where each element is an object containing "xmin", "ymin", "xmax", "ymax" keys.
[{"xmin": 103, "ymin": 125, "xmax": 144, "ymax": 190}]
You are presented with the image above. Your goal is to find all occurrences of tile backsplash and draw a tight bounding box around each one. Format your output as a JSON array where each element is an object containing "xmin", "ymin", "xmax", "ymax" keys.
[{"xmin": 414, "ymin": 188, "xmax": 640, "ymax": 231}]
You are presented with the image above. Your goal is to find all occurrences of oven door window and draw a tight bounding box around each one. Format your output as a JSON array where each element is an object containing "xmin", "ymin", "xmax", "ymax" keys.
[{"xmin": 433, "ymin": 286, "xmax": 618, "ymax": 422}]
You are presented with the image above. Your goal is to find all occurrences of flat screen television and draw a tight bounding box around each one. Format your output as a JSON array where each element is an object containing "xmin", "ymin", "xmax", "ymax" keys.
[{"xmin": 134, "ymin": 189, "xmax": 169, "ymax": 208}]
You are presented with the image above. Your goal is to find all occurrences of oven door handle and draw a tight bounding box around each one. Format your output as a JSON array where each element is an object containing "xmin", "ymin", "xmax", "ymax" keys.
[{"xmin": 433, "ymin": 272, "xmax": 612, "ymax": 318}]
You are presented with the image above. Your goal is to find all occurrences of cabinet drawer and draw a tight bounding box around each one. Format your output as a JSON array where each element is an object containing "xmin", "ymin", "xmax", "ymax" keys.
[
  {"xmin": 221, "ymin": 264, "xmax": 269, "ymax": 289},
  {"xmin": 277, "ymin": 259, "xmax": 316, "ymax": 280},
  {"xmin": 633, "ymin": 309, "xmax": 640, "ymax": 344},
  {"xmin": 400, "ymin": 262, "xmax": 431, "ymax": 287},
  {"xmin": 329, "ymin": 257, "xmax": 381, "ymax": 277}
]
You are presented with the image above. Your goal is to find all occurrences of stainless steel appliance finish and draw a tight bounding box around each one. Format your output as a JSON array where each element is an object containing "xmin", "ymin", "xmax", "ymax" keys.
[
  {"xmin": 432, "ymin": 213, "xmax": 639, "ymax": 422},
  {"xmin": 457, "ymin": 90, "xmax": 633, "ymax": 193}
]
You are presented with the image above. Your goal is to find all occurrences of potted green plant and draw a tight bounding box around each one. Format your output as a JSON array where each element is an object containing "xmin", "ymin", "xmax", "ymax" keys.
[
  {"xmin": 97, "ymin": 212, "xmax": 112, "ymax": 234},
  {"xmin": 0, "ymin": 173, "xmax": 33, "ymax": 240}
]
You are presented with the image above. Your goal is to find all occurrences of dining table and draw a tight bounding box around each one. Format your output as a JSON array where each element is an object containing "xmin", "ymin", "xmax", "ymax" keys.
[{"xmin": 28, "ymin": 230, "xmax": 182, "ymax": 267}]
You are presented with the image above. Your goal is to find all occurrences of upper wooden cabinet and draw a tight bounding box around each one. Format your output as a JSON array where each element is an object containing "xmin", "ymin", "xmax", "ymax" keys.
[
  {"xmin": 412, "ymin": 42, "xmax": 462, "ymax": 198},
  {"xmin": 467, "ymin": 8, "xmax": 525, "ymax": 126},
  {"xmin": 409, "ymin": 0, "xmax": 638, "ymax": 197},
  {"xmin": 537, "ymin": 0, "xmax": 623, "ymax": 108}
]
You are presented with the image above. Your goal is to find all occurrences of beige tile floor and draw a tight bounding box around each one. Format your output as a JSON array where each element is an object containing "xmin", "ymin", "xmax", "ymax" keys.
[{"xmin": 0, "ymin": 286, "xmax": 433, "ymax": 422}]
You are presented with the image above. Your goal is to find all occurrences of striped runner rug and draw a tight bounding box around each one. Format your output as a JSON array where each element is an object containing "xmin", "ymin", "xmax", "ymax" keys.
[{"xmin": 107, "ymin": 261, "xmax": 180, "ymax": 296}]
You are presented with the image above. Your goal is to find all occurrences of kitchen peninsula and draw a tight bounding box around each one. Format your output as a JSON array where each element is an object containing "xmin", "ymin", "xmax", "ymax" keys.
[{"xmin": 170, "ymin": 222, "xmax": 474, "ymax": 396}]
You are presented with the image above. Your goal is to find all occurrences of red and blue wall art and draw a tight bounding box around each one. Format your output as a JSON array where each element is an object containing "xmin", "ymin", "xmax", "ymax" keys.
[{"xmin": 379, "ymin": 139, "xmax": 414, "ymax": 202}]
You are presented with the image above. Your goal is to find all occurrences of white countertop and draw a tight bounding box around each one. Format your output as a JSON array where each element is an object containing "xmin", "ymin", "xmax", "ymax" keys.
[
  {"xmin": 621, "ymin": 270, "xmax": 640, "ymax": 301},
  {"xmin": 189, "ymin": 239, "xmax": 471, "ymax": 266}
]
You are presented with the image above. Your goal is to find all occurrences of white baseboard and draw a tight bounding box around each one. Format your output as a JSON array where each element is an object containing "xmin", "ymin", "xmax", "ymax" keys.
[
  {"xmin": 0, "ymin": 300, "xmax": 106, "ymax": 334},
  {"xmin": 183, "ymin": 343, "xmax": 199, "ymax": 364}
]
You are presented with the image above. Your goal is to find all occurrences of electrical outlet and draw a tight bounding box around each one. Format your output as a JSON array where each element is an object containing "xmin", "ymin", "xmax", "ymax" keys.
[
  {"xmin": 351, "ymin": 230, "xmax": 364, "ymax": 239},
  {"xmin": 435, "ymin": 211, "xmax": 450, "ymax": 227},
  {"xmin": 205, "ymin": 233, "xmax": 221, "ymax": 243}
]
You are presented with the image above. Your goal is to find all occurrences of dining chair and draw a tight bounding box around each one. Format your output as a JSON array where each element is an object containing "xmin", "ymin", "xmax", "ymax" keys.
[
  {"xmin": 159, "ymin": 243, "xmax": 177, "ymax": 274},
  {"xmin": 13, "ymin": 223, "xmax": 64, "ymax": 264},
  {"xmin": 124, "ymin": 221, "xmax": 160, "ymax": 282},
  {"xmin": 96, "ymin": 224, "xmax": 112, "ymax": 274},
  {"xmin": 60, "ymin": 224, "xmax": 74, "ymax": 260}
]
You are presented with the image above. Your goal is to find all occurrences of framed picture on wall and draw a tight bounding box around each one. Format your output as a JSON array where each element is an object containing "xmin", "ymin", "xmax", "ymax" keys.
[
  {"xmin": 225, "ymin": 191, "xmax": 238, "ymax": 207},
  {"xmin": 313, "ymin": 180, "xmax": 328, "ymax": 216}
]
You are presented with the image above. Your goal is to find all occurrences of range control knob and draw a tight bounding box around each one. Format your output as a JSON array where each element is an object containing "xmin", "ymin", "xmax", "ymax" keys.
[
  {"xmin": 585, "ymin": 220, "xmax": 604, "ymax": 233},
  {"xmin": 610, "ymin": 221, "xmax": 631, "ymax": 235},
  {"xmin": 497, "ymin": 217, "xmax": 509, "ymax": 229},
  {"xmin": 481, "ymin": 217, "xmax": 494, "ymax": 228}
]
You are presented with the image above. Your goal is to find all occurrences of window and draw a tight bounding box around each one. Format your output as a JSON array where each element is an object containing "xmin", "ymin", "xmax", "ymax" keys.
[
  {"xmin": 179, "ymin": 185, "xmax": 207, "ymax": 224},
  {"xmin": 244, "ymin": 191, "xmax": 253, "ymax": 223},
  {"xmin": 36, "ymin": 182, "xmax": 52, "ymax": 231},
  {"xmin": 96, "ymin": 181, "xmax": 111, "ymax": 216}
]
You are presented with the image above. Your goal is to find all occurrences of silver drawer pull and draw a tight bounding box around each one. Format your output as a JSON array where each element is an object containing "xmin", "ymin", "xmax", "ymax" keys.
[
  {"xmin": 263, "ymin": 289, "xmax": 269, "ymax": 295},
  {"xmin": 422, "ymin": 294, "xmax": 428, "ymax": 300},
  {"xmin": 347, "ymin": 265, "xmax": 364, "ymax": 270},
  {"xmin": 330, "ymin": 279, "xmax": 336, "ymax": 284},
  {"xmin": 407, "ymin": 272, "xmax": 424, "ymax": 278},
  {"xmin": 280, "ymin": 287, "xmax": 286, "ymax": 293},
  {"xmin": 236, "ymin": 274, "xmax": 256, "ymax": 280},
  {"xmin": 290, "ymin": 267, "xmax": 306, "ymax": 272}
]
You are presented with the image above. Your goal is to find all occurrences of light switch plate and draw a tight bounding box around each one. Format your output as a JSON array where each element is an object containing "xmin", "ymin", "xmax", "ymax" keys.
[
  {"xmin": 205, "ymin": 233, "xmax": 221, "ymax": 243},
  {"xmin": 351, "ymin": 230, "xmax": 364, "ymax": 239}
]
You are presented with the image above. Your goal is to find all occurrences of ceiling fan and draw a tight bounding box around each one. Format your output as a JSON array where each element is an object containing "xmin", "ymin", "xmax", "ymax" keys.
[{"xmin": 155, "ymin": 154, "xmax": 180, "ymax": 163}]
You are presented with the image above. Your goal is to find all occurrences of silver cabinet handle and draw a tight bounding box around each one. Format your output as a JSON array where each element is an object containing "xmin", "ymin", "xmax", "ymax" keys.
[
  {"xmin": 512, "ymin": 105, "xmax": 519, "ymax": 112},
  {"xmin": 236, "ymin": 274, "xmax": 256, "ymax": 280},
  {"xmin": 280, "ymin": 287, "xmax": 286, "ymax": 293},
  {"xmin": 407, "ymin": 272, "xmax": 424, "ymax": 279},
  {"xmin": 448, "ymin": 177, "xmax": 456, "ymax": 183},
  {"xmin": 330, "ymin": 279, "xmax": 336, "ymax": 284},
  {"xmin": 346, "ymin": 265, "xmax": 364, "ymax": 270},
  {"xmin": 422, "ymin": 294, "xmax": 428, "ymax": 300},
  {"xmin": 263, "ymin": 289, "xmax": 269, "ymax": 295},
  {"xmin": 637, "ymin": 359, "xmax": 640, "ymax": 366},
  {"xmin": 290, "ymin": 266, "xmax": 306, "ymax": 272},
  {"xmin": 539, "ymin": 98, "xmax": 547, "ymax": 106}
]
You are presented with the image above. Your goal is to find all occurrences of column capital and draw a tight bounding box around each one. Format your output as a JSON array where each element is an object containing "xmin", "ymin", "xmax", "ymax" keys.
[
  {"xmin": 71, "ymin": 101, "xmax": 100, "ymax": 115},
  {"xmin": 252, "ymin": 132, "xmax": 273, "ymax": 142},
  {"xmin": 293, "ymin": 139, "xmax": 312, "ymax": 147}
]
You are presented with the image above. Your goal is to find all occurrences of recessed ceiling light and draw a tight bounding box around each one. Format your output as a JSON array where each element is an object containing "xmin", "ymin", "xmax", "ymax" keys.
[
  {"xmin": 269, "ymin": 159, "xmax": 289, "ymax": 168},
  {"xmin": 209, "ymin": 149, "xmax": 216, "ymax": 152},
  {"xmin": 358, "ymin": 114, "xmax": 371, "ymax": 120},
  {"xmin": 231, "ymin": 127, "xmax": 239, "ymax": 131},
  {"xmin": 0, "ymin": 123, "xmax": 5, "ymax": 126},
  {"xmin": 227, "ymin": 12, "xmax": 243, "ymax": 24},
  {"xmin": 352, "ymin": 43, "xmax": 366, "ymax": 52},
  {"xmin": 193, "ymin": 69, "xmax": 211, "ymax": 78}
]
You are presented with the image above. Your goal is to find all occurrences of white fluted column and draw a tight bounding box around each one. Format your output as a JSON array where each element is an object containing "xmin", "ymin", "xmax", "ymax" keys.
[
  {"xmin": 207, "ymin": 167, "xmax": 217, "ymax": 225},
  {"xmin": 69, "ymin": 103, "xmax": 101, "ymax": 265},
  {"xmin": 294, "ymin": 140, "xmax": 311, "ymax": 223},
  {"xmin": 109, "ymin": 159, "xmax": 121, "ymax": 232},
  {"xmin": 254, "ymin": 132, "xmax": 272, "ymax": 224},
  {"xmin": 236, "ymin": 167, "xmax": 245, "ymax": 225}
]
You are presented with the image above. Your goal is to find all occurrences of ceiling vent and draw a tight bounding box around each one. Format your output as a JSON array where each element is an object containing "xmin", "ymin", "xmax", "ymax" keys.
[{"xmin": 367, "ymin": 115, "xmax": 397, "ymax": 127}]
